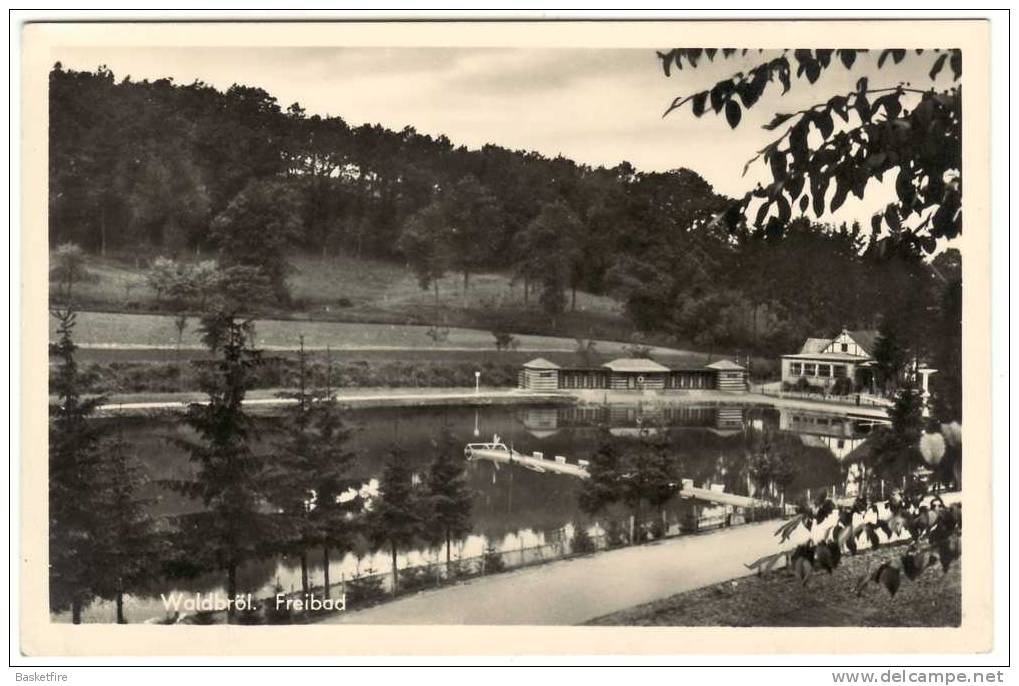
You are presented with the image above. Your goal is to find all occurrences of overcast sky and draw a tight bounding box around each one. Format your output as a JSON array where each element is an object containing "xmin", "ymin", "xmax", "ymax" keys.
[{"xmin": 56, "ymin": 46, "xmax": 951, "ymax": 226}]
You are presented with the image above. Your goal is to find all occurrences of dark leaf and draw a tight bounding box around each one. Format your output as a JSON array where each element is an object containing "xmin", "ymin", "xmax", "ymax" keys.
[
  {"xmin": 768, "ymin": 150, "xmax": 786, "ymax": 179},
  {"xmin": 710, "ymin": 81, "xmax": 729, "ymax": 113},
  {"xmin": 830, "ymin": 178, "xmax": 850, "ymax": 212},
  {"xmin": 929, "ymin": 53, "xmax": 948, "ymax": 80},
  {"xmin": 815, "ymin": 541, "xmax": 835, "ymax": 573},
  {"xmin": 793, "ymin": 555, "xmax": 812, "ymax": 586},
  {"xmin": 949, "ymin": 50, "xmax": 962, "ymax": 80},
  {"xmin": 657, "ymin": 50, "xmax": 675, "ymax": 77},
  {"xmin": 864, "ymin": 523, "xmax": 881, "ymax": 549},
  {"xmin": 811, "ymin": 175, "xmax": 829, "ymax": 217},
  {"xmin": 725, "ymin": 100, "xmax": 742, "ymax": 129},
  {"xmin": 937, "ymin": 533, "xmax": 961, "ymax": 571},
  {"xmin": 763, "ymin": 112, "xmax": 795, "ymax": 131},
  {"xmin": 856, "ymin": 94, "xmax": 871, "ymax": 123},
  {"xmin": 799, "ymin": 194, "xmax": 809, "ymax": 213},
  {"xmin": 895, "ymin": 166, "xmax": 916, "ymax": 206},
  {"xmin": 776, "ymin": 195, "xmax": 791, "ymax": 225},
  {"xmin": 692, "ymin": 91, "xmax": 709, "ymax": 117},
  {"xmin": 840, "ymin": 50, "xmax": 857, "ymax": 69},
  {"xmin": 805, "ymin": 61, "xmax": 821, "ymax": 84},
  {"xmin": 878, "ymin": 564, "xmax": 901, "ymax": 596},
  {"xmin": 814, "ymin": 111, "xmax": 834, "ymax": 139},
  {"xmin": 778, "ymin": 60, "xmax": 792, "ymax": 93}
]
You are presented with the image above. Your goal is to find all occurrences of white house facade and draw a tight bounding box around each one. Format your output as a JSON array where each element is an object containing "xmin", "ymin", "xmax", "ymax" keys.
[{"xmin": 780, "ymin": 328, "xmax": 878, "ymax": 392}]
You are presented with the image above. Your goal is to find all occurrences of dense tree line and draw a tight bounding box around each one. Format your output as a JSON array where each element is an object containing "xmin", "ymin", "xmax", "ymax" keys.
[{"xmin": 50, "ymin": 63, "xmax": 960, "ymax": 376}]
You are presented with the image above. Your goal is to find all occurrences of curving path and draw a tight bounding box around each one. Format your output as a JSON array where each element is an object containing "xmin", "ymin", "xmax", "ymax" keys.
[{"xmin": 318, "ymin": 519, "xmax": 810, "ymax": 625}]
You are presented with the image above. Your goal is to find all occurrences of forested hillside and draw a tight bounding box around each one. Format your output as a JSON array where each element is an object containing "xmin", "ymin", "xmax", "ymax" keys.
[{"xmin": 49, "ymin": 63, "xmax": 956, "ymax": 359}]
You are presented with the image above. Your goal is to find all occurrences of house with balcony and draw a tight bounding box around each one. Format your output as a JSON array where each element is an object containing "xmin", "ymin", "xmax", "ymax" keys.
[{"xmin": 780, "ymin": 328, "xmax": 878, "ymax": 393}]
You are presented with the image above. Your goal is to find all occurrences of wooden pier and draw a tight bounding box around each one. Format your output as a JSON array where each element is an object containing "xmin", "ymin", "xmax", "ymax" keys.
[{"xmin": 464, "ymin": 441, "xmax": 769, "ymax": 509}]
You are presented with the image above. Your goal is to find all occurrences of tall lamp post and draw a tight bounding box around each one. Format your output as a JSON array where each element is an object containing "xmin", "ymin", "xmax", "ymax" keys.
[{"xmin": 475, "ymin": 370, "xmax": 481, "ymax": 394}]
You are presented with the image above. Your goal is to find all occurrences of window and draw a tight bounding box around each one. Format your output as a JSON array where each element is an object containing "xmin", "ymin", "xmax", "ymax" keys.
[
  {"xmin": 841, "ymin": 343, "xmax": 848, "ymax": 352},
  {"xmin": 818, "ymin": 365, "xmax": 831, "ymax": 378},
  {"xmin": 790, "ymin": 362, "xmax": 802, "ymax": 375},
  {"xmin": 833, "ymin": 365, "xmax": 847, "ymax": 378},
  {"xmin": 804, "ymin": 363, "xmax": 817, "ymax": 376}
]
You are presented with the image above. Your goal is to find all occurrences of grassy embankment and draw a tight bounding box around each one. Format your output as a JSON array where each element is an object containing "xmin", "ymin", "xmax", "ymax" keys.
[
  {"xmin": 61, "ymin": 253, "xmax": 633, "ymax": 339},
  {"xmin": 51, "ymin": 252, "xmax": 779, "ymax": 395},
  {"xmin": 587, "ymin": 541, "xmax": 961, "ymax": 627}
]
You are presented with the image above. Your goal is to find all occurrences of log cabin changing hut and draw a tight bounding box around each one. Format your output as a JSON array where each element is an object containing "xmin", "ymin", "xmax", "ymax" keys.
[{"xmin": 518, "ymin": 356, "xmax": 746, "ymax": 393}]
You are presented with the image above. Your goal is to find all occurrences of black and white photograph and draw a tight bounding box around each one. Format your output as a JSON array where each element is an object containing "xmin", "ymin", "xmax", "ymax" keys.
[{"xmin": 14, "ymin": 15, "xmax": 1001, "ymax": 665}]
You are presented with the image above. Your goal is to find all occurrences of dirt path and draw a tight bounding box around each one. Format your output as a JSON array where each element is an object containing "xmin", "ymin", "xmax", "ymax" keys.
[
  {"xmin": 90, "ymin": 388, "xmax": 570, "ymax": 414},
  {"xmin": 317, "ymin": 520, "xmax": 811, "ymax": 625}
]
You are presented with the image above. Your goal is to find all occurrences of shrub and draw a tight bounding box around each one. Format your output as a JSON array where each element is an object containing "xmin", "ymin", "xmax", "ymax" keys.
[
  {"xmin": 492, "ymin": 330, "xmax": 519, "ymax": 351},
  {"xmin": 345, "ymin": 570, "xmax": 387, "ymax": 606},
  {"xmin": 649, "ymin": 518, "xmax": 666, "ymax": 540},
  {"xmin": 446, "ymin": 557, "xmax": 476, "ymax": 580},
  {"xmin": 481, "ymin": 546, "xmax": 505, "ymax": 574},
  {"xmin": 623, "ymin": 343, "xmax": 653, "ymax": 359},
  {"xmin": 571, "ymin": 522, "xmax": 596, "ymax": 554},
  {"xmin": 397, "ymin": 565, "xmax": 438, "ymax": 593},
  {"xmin": 831, "ymin": 377, "xmax": 854, "ymax": 396},
  {"xmin": 604, "ymin": 519, "xmax": 629, "ymax": 548}
]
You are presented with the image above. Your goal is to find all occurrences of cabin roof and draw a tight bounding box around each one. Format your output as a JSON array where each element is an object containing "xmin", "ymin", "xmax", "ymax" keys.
[
  {"xmin": 799, "ymin": 337, "xmax": 831, "ymax": 354},
  {"xmin": 799, "ymin": 330, "xmax": 879, "ymax": 356},
  {"xmin": 706, "ymin": 359, "xmax": 745, "ymax": 371},
  {"xmin": 847, "ymin": 329, "xmax": 879, "ymax": 355},
  {"xmin": 601, "ymin": 358, "xmax": 672, "ymax": 373},
  {"xmin": 522, "ymin": 357, "xmax": 561, "ymax": 370}
]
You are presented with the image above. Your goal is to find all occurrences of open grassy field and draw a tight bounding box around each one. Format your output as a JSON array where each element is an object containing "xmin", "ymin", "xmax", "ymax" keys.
[
  {"xmin": 65, "ymin": 252, "xmax": 624, "ymax": 316},
  {"xmin": 49, "ymin": 309, "xmax": 692, "ymax": 355},
  {"xmin": 56, "ymin": 251, "xmax": 639, "ymax": 342},
  {"xmin": 587, "ymin": 541, "xmax": 961, "ymax": 627}
]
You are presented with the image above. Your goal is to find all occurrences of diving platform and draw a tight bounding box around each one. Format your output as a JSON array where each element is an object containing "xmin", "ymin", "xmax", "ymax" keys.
[{"xmin": 464, "ymin": 440, "xmax": 769, "ymax": 509}]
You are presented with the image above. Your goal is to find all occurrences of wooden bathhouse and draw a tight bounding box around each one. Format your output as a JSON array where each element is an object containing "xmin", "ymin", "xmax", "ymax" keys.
[{"xmin": 519, "ymin": 356, "xmax": 746, "ymax": 393}]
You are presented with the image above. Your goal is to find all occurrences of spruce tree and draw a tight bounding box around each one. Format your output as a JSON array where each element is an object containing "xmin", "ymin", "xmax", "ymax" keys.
[
  {"xmin": 309, "ymin": 347, "xmax": 361, "ymax": 599},
  {"xmin": 269, "ymin": 339, "xmax": 358, "ymax": 596},
  {"xmin": 49, "ymin": 309, "xmax": 107, "ymax": 623},
  {"xmin": 424, "ymin": 427, "xmax": 473, "ymax": 575},
  {"xmin": 369, "ymin": 450, "xmax": 425, "ymax": 594},
  {"xmin": 172, "ymin": 311, "xmax": 276, "ymax": 622},
  {"xmin": 94, "ymin": 435, "xmax": 162, "ymax": 624}
]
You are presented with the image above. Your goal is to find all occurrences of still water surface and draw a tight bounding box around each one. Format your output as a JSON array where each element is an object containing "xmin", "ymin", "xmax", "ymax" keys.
[{"xmin": 60, "ymin": 401, "xmax": 880, "ymax": 622}]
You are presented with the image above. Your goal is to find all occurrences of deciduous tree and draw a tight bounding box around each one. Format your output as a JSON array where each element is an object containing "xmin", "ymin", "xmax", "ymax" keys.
[{"xmin": 658, "ymin": 49, "xmax": 962, "ymax": 248}]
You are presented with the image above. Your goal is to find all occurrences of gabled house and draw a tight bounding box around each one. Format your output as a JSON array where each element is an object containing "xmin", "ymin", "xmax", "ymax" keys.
[{"xmin": 781, "ymin": 328, "xmax": 878, "ymax": 392}]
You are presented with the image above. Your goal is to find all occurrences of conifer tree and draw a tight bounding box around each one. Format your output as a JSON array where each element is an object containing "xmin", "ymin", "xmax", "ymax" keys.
[
  {"xmin": 369, "ymin": 450, "xmax": 425, "ymax": 594},
  {"xmin": 310, "ymin": 347, "xmax": 361, "ymax": 599},
  {"xmin": 424, "ymin": 427, "xmax": 473, "ymax": 575},
  {"xmin": 172, "ymin": 311, "xmax": 276, "ymax": 622},
  {"xmin": 269, "ymin": 339, "xmax": 359, "ymax": 595},
  {"xmin": 94, "ymin": 435, "xmax": 162, "ymax": 624},
  {"xmin": 49, "ymin": 309, "xmax": 108, "ymax": 623}
]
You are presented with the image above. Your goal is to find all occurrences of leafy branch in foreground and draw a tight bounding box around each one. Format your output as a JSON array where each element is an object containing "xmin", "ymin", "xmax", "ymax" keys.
[
  {"xmin": 658, "ymin": 48, "xmax": 961, "ymax": 251},
  {"xmin": 745, "ymin": 493, "xmax": 961, "ymax": 596}
]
